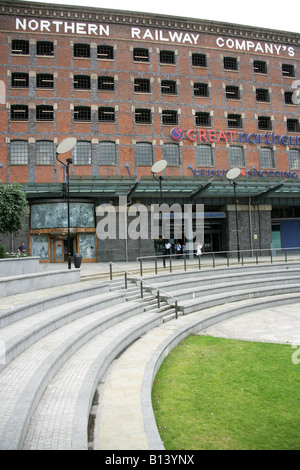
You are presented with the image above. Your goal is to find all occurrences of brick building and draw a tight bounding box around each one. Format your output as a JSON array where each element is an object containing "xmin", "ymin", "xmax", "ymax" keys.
[{"xmin": 0, "ymin": 0, "xmax": 299, "ymax": 263}]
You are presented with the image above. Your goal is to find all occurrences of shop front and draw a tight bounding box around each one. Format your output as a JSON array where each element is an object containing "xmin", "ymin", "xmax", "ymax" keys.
[{"xmin": 29, "ymin": 201, "xmax": 97, "ymax": 263}]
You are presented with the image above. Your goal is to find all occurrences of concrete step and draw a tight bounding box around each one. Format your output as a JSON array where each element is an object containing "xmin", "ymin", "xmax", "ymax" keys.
[
  {"xmin": 0, "ymin": 290, "xmax": 126, "ymax": 371},
  {"xmin": 163, "ymin": 274, "xmax": 300, "ymax": 302},
  {"xmin": 178, "ymin": 283, "xmax": 300, "ymax": 315}
]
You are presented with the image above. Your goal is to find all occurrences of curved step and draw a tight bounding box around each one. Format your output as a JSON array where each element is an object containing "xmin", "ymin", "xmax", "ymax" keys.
[
  {"xmin": 177, "ymin": 283, "xmax": 300, "ymax": 314},
  {"xmin": 0, "ymin": 290, "xmax": 126, "ymax": 371}
]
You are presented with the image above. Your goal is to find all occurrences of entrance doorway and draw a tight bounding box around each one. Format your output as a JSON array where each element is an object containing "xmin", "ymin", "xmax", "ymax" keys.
[
  {"xmin": 203, "ymin": 222, "xmax": 222, "ymax": 252},
  {"xmin": 53, "ymin": 236, "xmax": 75, "ymax": 262},
  {"xmin": 54, "ymin": 238, "xmax": 64, "ymax": 262}
]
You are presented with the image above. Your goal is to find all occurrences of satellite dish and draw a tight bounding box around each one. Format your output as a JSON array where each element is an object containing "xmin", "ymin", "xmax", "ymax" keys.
[
  {"xmin": 226, "ymin": 168, "xmax": 241, "ymax": 180},
  {"xmin": 57, "ymin": 137, "xmax": 77, "ymax": 154},
  {"xmin": 151, "ymin": 160, "xmax": 167, "ymax": 174}
]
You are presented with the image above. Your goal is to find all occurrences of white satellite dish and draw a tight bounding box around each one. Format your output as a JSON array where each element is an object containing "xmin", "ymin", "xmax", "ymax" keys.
[
  {"xmin": 226, "ymin": 168, "xmax": 241, "ymax": 180},
  {"xmin": 151, "ymin": 159, "xmax": 167, "ymax": 174},
  {"xmin": 57, "ymin": 137, "xmax": 77, "ymax": 154}
]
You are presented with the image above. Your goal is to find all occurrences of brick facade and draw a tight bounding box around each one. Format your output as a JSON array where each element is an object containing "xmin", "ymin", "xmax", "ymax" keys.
[{"xmin": 0, "ymin": 1, "xmax": 299, "ymax": 261}]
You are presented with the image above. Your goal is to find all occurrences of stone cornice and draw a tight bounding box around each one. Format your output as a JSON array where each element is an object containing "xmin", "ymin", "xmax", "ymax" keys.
[{"xmin": 1, "ymin": 0, "xmax": 299, "ymax": 45}]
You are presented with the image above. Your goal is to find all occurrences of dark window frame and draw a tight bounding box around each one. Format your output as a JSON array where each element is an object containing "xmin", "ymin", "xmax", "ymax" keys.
[
  {"xmin": 10, "ymin": 104, "xmax": 29, "ymax": 121},
  {"xmin": 36, "ymin": 41, "xmax": 54, "ymax": 56},
  {"xmin": 133, "ymin": 48, "xmax": 149, "ymax": 62},
  {"xmin": 36, "ymin": 105, "xmax": 54, "ymax": 121},
  {"xmin": 159, "ymin": 50, "xmax": 175, "ymax": 65},
  {"xmin": 73, "ymin": 43, "xmax": 90, "ymax": 58},
  {"xmin": 97, "ymin": 45, "xmax": 114, "ymax": 60},
  {"xmin": 11, "ymin": 72, "xmax": 29, "ymax": 88},
  {"xmin": 135, "ymin": 108, "xmax": 152, "ymax": 124},
  {"xmin": 161, "ymin": 80, "xmax": 177, "ymax": 95},
  {"xmin": 11, "ymin": 39, "xmax": 29, "ymax": 55},
  {"xmin": 74, "ymin": 75, "xmax": 91, "ymax": 90}
]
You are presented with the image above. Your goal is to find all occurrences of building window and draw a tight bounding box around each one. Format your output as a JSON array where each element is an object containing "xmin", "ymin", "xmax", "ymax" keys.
[
  {"xmin": 135, "ymin": 108, "xmax": 152, "ymax": 124},
  {"xmin": 36, "ymin": 41, "xmax": 54, "ymax": 56},
  {"xmin": 162, "ymin": 110, "xmax": 178, "ymax": 125},
  {"xmin": 98, "ymin": 107, "xmax": 115, "ymax": 122},
  {"xmin": 161, "ymin": 80, "xmax": 177, "ymax": 95},
  {"xmin": 223, "ymin": 57, "xmax": 238, "ymax": 71},
  {"xmin": 160, "ymin": 50, "xmax": 175, "ymax": 64},
  {"xmin": 196, "ymin": 144, "xmax": 213, "ymax": 167},
  {"xmin": 192, "ymin": 53, "xmax": 207, "ymax": 67},
  {"xmin": 36, "ymin": 74, "xmax": 54, "ymax": 88},
  {"xmin": 36, "ymin": 105, "xmax": 54, "ymax": 121},
  {"xmin": 36, "ymin": 140, "xmax": 54, "ymax": 165},
  {"xmin": 133, "ymin": 48, "xmax": 149, "ymax": 62},
  {"xmin": 11, "ymin": 39, "xmax": 29, "ymax": 55},
  {"xmin": 253, "ymin": 60, "xmax": 267, "ymax": 74},
  {"xmin": 258, "ymin": 116, "xmax": 272, "ymax": 130},
  {"xmin": 163, "ymin": 143, "xmax": 180, "ymax": 166},
  {"xmin": 136, "ymin": 142, "xmax": 153, "ymax": 166},
  {"xmin": 282, "ymin": 64, "xmax": 295, "ymax": 77},
  {"xmin": 98, "ymin": 76, "xmax": 114, "ymax": 91},
  {"xmin": 256, "ymin": 88, "xmax": 270, "ymax": 102},
  {"xmin": 287, "ymin": 119, "xmax": 300, "ymax": 133},
  {"xmin": 228, "ymin": 114, "xmax": 242, "ymax": 128},
  {"xmin": 260, "ymin": 147, "xmax": 275, "ymax": 168},
  {"xmin": 134, "ymin": 78, "xmax": 151, "ymax": 93},
  {"xmin": 284, "ymin": 91, "xmax": 294, "ymax": 104},
  {"xmin": 74, "ymin": 75, "xmax": 91, "ymax": 90},
  {"xmin": 97, "ymin": 45, "xmax": 114, "ymax": 60},
  {"xmin": 225, "ymin": 86, "xmax": 240, "ymax": 100},
  {"xmin": 74, "ymin": 106, "xmax": 91, "ymax": 121},
  {"xmin": 10, "ymin": 140, "xmax": 28, "ymax": 164},
  {"xmin": 74, "ymin": 141, "xmax": 92, "ymax": 165},
  {"xmin": 74, "ymin": 43, "xmax": 90, "ymax": 58},
  {"xmin": 229, "ymin": 146, "xmax": 245, "ymax": 168},
  {"xmin": 99, "ymin": 141, "xmax": 116, "ymax": 165},
  {"xmin": 10, "ymin": 105, "xmax": 28, "ymax": 121},
  {"xmin": 195, "ymin": 112, "xmax": 211, "ymax": 127},
  {"xmin": 289, "ymin": 149, "xmax": 300, "ymax": 170},
  {"xmin": 11, "ymin": 73, "xmax": 29, "ymax": 88},
  {"xmin": 194, "ymin": 83, "xmax": 209, "ymax": 97}
]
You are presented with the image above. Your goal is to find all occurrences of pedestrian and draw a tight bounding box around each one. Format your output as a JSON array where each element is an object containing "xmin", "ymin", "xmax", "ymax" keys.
[
  {"xmin": 165, "ymin": 240, "xmax": 171, "ymax": 256},
  {"xmin": 196, "ymin": 241, "xmax": 203, "ymax": 257},
  {"xmin": 176, "ymin": 241, "xmax": 181, "ymax": 258},
  {"xmin": 18, "ymin": 242, "xmax": 25, "ymax": 254}
]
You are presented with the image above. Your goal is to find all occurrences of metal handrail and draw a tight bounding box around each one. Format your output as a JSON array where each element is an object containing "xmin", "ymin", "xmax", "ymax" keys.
[
  {"xmin": 109, "ymin": 262, "xmax": 179, "ymax": 319},
  {"xmin": 137, "ymin": 247, "xmax": 300, "ymax": 276}
]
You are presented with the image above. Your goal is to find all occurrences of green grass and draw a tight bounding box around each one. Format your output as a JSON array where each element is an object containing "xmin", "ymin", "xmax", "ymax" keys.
[{"xmin": 152, "ymin": 335, "xmax": 300, "ymax": 450}]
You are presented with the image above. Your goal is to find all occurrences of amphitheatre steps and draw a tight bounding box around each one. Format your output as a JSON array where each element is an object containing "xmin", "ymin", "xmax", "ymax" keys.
[{"xmin": 0, "ymin": 262, "xmax": 299, "ymax": 449}]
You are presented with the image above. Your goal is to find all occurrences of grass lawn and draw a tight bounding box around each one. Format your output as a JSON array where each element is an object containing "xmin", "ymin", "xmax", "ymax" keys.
[{"xmin": 152, "ymin": 335, "xmax": 300, "ymax": 450}]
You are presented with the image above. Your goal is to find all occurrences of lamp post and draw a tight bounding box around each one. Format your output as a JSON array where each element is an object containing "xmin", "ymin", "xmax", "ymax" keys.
[
  {"xmin": 56, "ymin": 137, "xmax": 77, "ymax": 269},
  {"xmin": 226, "ymin": 167, "xmax": 241, "ymax": 262},
  {"xmin": 151, "ymin": 159, "xmax": 168, "ymax": 266}
]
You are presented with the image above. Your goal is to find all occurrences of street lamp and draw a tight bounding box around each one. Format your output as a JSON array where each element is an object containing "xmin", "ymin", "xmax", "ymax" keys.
[
  {"xmin": 56, "ymin": 137, "xmax": 77, "ymax": 269},
  {"xmin": 226, "ymin": 167, "xmax": 241, "ymax": 262},
  {"xmin": 151, "ymin": 159, "xmax": 168, "ymax": 266}
]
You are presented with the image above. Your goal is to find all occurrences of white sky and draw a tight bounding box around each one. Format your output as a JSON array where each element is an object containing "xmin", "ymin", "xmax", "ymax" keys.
[{"xmin": 27, "ymin": 0, "xmax": 300, "ymax": 34}]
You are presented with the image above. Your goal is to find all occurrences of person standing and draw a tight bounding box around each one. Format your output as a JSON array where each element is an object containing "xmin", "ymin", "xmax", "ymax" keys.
[{"xmin": 196, "ymin": 242, "xmax": 203, "ymax": 257}]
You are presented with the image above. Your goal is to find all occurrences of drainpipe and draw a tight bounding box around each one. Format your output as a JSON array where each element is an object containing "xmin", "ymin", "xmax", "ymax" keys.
[{"xmin": 249, "ymin": 197, "xmax": 253, "ymax": 256}]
